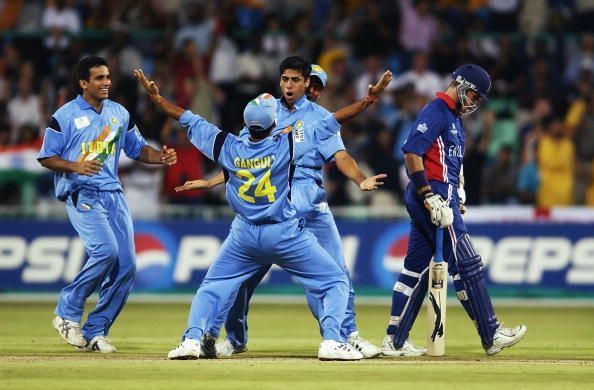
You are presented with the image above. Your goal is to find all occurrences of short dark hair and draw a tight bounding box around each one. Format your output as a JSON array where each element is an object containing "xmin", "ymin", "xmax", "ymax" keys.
[
  {"xmin": 279, "ymin": 56, "xmax": 311, "ymax": 79},
  {"xmin": 77, "ymin": 56, "xmax": 108, "ymax": 82}
]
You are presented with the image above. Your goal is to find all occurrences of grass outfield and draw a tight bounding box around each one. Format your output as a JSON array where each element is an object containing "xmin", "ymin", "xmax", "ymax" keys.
[{"xmin": 1, "ymin": 301, "xmax": 593, "ymax": 389}]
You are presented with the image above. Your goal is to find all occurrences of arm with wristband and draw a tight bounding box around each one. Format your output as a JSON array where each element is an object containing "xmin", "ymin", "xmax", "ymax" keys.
[{"xmin": 404, "ymin": 153, "xmax": 453, "ymax": 228}]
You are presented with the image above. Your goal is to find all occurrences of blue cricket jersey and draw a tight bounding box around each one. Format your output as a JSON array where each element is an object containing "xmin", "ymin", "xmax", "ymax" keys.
[
  {"xmin": 180, "ymin": 110, "xmax": 341, "ymax": 224},
  {"xmin": 239, "ymin": 95, "xmax": 345, "ymax": 188},
  {"xmin": 38, "ymin": 95, "xmax": 147, "ymax": 200},
  {"xmin": 401, "ymin": 92, "xmax": 465, "ymax": 185}
]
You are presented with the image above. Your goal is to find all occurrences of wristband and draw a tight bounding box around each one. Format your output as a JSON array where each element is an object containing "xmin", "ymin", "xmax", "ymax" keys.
[
  {"xmin": 410, "ymin": 170, "xmax": 430, "ymax": 191},
  {"xmin": 365, "ymin": 95, "xmax": 377, "ymax": 105}
]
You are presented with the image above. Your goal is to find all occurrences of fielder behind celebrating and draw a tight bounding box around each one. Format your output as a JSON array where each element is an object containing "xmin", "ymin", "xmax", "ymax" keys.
[{"xmin": 382, "ymin": 64, "xmax": 527, "ymax": 356}]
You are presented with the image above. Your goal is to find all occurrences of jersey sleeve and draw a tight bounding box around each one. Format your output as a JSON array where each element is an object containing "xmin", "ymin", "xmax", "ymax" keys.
[
  {"xmin": 180, "ymin": 110, "xmax": 232, "ymax": 161},
  {"xmin": 401, "ymin": 105, "xmax": 446, "ymax": 156},
  {"xmin": 304, "ymin": 113, "xmax": 345, "ymax": 161},
  {"xmin": 38, "ymin": 116, "xmax": 66, "ymax": 160},
  {"xmin": 123, "ymin": 115, "xmax": 147, "ymax": 160}
]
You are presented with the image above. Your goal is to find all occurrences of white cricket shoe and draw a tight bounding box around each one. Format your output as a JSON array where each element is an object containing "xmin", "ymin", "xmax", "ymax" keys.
[
  {"xmin": 380, "ymin": 336, "xmax": 426, "ymax": 357},
  {"xmin": 76, "ymin": 336, "xmax": 117, "ymax": 353},
  {"xmin": 215, "ymin": 338, "xmax": 248, "ymax": 357},
  {"xmin": 485, "ymin": 325, "xmax": 527, "ymax": 355},
  {"xmin": 318, "ymin": 340, "xmax": 363, "ymax": 361},
  {"xmin": 200, "ymin": 333, "xmax": 218, "ymax": 359},
  {"xmin": 52, "ymin": 316, "xmax": 85, "ymax": 347},
  {"xmin": 347, "ymin": 331, "xmax": 381, "ymax": 358},
  {"xmin": 168, "ymin": 338, "xmax": 202, "ymax": 360}
]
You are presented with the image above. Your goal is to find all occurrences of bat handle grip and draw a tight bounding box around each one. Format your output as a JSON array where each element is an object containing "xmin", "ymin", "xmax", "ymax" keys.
[{"xmin": 435, "ymin": 227, "xmax": 444, "ymax": 263}]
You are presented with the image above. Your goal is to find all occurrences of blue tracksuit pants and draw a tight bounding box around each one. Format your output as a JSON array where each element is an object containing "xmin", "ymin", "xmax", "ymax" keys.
[{"xmin": 55, "ymin": 189, "xmax": 136, "ymax": 340}]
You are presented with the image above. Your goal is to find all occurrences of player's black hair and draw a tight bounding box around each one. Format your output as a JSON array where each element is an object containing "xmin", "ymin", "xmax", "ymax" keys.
[
  {"xmin": 77, "ymin": 56, "xmax": 109, "ymax": 82},
  {"xmin": 248, "ymin": 123, "xmax": 275, "ymax": 140},
  {"xmin": 279, "ymin": 56, "xmax": 311, "ymax": 79}
]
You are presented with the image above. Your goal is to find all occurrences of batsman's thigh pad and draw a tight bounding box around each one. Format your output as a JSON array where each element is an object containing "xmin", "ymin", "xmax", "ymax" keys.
[
  {"xmin": 393, "ymin": 268, "xmax": 428, "ymax": 349},
  {"xmin": 456, "ymin": 234, "xmax": 499, "ymax": 347}
]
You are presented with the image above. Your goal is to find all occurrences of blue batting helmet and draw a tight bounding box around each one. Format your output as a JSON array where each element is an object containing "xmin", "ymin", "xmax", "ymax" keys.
[{"xmin": 451, "ymin": 64, "xmax": 491, "ymax": 101}]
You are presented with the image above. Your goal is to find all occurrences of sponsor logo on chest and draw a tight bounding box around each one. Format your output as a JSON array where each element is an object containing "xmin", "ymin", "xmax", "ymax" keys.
[{"xmin": 73, "ymin": 116, "xmax": 90, "ymax": 130}]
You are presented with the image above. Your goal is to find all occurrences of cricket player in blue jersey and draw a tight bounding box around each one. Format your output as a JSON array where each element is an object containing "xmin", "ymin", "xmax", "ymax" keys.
[
  {"xmin": 134, "ymin": 69, "xmax": 364, "ymax": 361},
  {"xmin": 38, "ymin": 56, "xmax": 177, "ymax": 353},
  {"xmin": 177, "ymin": 59, "xmax": 391, "ymax": 358},
  {"xmin": 382, "ymin": 64, "xmax": 527, "ymax": 356}
]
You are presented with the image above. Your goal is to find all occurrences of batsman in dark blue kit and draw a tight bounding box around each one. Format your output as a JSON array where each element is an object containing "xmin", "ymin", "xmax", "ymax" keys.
[{"xmin": 381, "ymin": 64, "xmax": 527, "ymax": 356}]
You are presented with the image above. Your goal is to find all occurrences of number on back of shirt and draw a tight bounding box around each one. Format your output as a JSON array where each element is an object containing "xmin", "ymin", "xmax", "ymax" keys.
[{"xmin": 236, "ymin": 169, "xmax": 277, "ymax": 203}]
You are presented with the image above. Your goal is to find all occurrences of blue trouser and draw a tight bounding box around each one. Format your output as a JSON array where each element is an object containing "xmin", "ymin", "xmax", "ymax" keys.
[
  {"xmin": 185, "ymin": 216, "xmax": 349, "ymax": 342},
  {"xmin": 387, "ymin": 182, "xmax": 498, "ymax": 347},
  {"xmin": 208, "ymin": 181, "xmax": 357, "ymax": 346},
  {"xmin": 55, "ymin": 189, "xmax": 136, "ymax": 340}
]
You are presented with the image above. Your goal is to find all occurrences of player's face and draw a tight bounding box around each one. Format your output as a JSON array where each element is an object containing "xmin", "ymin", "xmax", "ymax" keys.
[
  {"xmin": 458, "ymin": 87, "xmax": 483, "ymax": 116},
  {"xmin": 305, "ymin": 78, "xmax": 324, "ymax": 102},
  {"xmin": 81, "ymin": 65, "xmax": 111, "ymax": 102},
  {"xmin": 280, "ymin": 69, "xmax": 309, "ymax": 106}
]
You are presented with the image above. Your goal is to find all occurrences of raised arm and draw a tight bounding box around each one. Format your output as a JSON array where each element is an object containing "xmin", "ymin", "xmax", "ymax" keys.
[
  {"xmin": 134, "ymin": 69, "xmax": 185, "ymax": 120},
  {"xmin": 334, "ymin": 150, "xmax": 387, "ymax": 191},
  {"xmin": 333, "ymin": 70, "xmax": 392, "ymax": 123}
]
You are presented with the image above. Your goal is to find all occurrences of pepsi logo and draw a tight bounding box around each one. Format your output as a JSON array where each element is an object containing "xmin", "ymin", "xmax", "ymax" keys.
[
  {"xmin": 383, "ymin": 234, "xmax": 408, "ymax": 274},
  {"xmin": 372, "ymin": 222, "xmax": 410, "ymax": 289},
  {"xmin": 133, "ymin": 224, "xmax": 177, "ymax": 290}
]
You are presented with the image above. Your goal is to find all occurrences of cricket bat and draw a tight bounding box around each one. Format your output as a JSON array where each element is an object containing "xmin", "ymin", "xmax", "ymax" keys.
[{"xmin": 427, "ymin": 227, "xmax": 447, "ymax": 356}]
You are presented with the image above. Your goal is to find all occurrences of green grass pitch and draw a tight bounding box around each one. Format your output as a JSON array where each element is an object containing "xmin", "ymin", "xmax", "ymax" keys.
[{"xmin": 1, "ymin": 300, "xmax": 593, "ymax": 389}]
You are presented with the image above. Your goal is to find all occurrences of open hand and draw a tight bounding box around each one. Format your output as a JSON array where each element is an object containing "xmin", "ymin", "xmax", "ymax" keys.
[
  {"xmin": 133, "ymin": 69, "xmax": 161, "ymax": 102},
  {"xmin": 368, "ymin": 70, "xmax": 393, "ymax": 97},
  {"xmin": 359, "ymin": 173, "xmax": 387, "ymax": 191},
  {"xmin": 74, "ymin": 160, "xmax": 102, "ymax": 176},
  {"xmin": 175, "ymin": 179, "xmax": 211, "ymax": 192}
]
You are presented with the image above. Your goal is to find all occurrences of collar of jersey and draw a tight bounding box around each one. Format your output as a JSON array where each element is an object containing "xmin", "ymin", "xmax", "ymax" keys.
[
  {"xmin": 280, "ymin": 94, "xmax": 308, "ymax": 112},
  {"xmin": 436, "ymin": 92, "xmax": 456, "ymax": 111},
  {"xmin": 75, "ymin": 94, "xmax": 107, "ymax": 112}
]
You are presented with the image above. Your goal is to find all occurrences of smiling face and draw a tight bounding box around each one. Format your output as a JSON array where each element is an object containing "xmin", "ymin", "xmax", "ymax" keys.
[
  {"xmin": 279, "ymin": 68, "xmax": 309, "ymax": 107},
  {"xmin": 80, "ymin": 65, "xmax": 111, "ymax": 104}
]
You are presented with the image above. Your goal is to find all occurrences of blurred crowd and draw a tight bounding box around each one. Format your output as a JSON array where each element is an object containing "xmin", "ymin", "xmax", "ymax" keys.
[{"xmin": 2, "ymin": 0, "xmax": 594, "ymax": 214}]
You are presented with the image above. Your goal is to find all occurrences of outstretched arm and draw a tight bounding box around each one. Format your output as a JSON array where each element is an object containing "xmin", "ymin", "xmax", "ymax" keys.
[
  {"xmin": 334, "ymin": 150, "xmax": 387, "ymax": 191},
  {"xmin": 134, "ymin": 69, "xmax": 185, "ymax": 120},
  {"xmin": 333, "ymin": 70, "xmax": 392, "ymax": 123},
  {"xmin": 175, "ymin": 171, "xmax": 226, "ymax": 192}
]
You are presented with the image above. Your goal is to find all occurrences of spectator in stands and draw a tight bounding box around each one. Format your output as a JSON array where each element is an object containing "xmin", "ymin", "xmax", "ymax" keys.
[
  {"xmin": 7, "ymin": 75, "xmax": 43, "ymax": 144},
  {"xmin": 573, "ymin": 93, "xmax": 594, "ymax": 204},
  {"xmin": 174, "ymin": 1, "xmax": 215, "ymax": 56},
  {"xmin": 391, "ymin": 51, "xmax": 443, "ymax": 104},
  {"xmin": 482, "ymin": 144, "xmax": 517, "ymax": 204},
  {"xmin": 537, "ymin": 117, "xmax": 575, "ymax": 207},
  {"xmin": 398, "ymin": 0, "xmax": 438, "ymax": 53},
  {"xmin": 42, "ymin": 0, "xmax": 81, "ymax": 50}
]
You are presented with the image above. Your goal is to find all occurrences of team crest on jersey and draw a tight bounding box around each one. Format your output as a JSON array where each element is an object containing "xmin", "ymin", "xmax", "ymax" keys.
[
  {"xmin": 417, "ymin": 122, "xmax": 428, "ymax": 133},
  {"xmin": 294, "ymin": 121, "xmax": 305, "ymax": 142},
  {"xmin": 110, "ymin": 117, "xmax": 119, "ymax": 125},
  {"xmin": 450, "ymin": 123, "xmax": 458, "ymax": 134}
]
